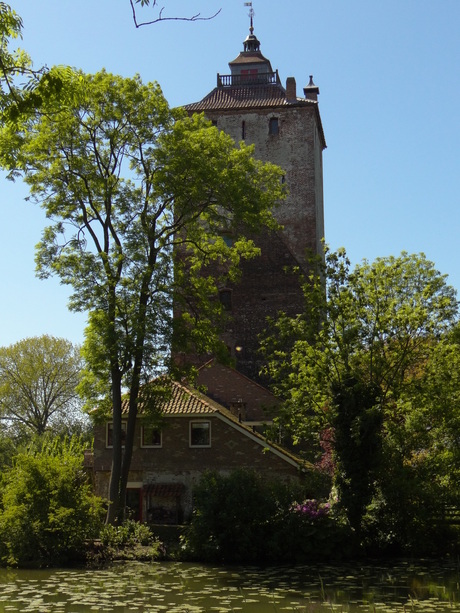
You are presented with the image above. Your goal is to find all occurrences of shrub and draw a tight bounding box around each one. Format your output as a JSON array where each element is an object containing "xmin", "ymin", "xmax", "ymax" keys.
[
  {"xmin": 100, "ymin": 520, "xmax": 155, "ymax": 549},
  {"xmin": 181, "ymin": 469, "xmax": 344, "ymax": 564},
  {"xmin": 0, "ymin": 437, "xmax": 104, "ymax": 567}
]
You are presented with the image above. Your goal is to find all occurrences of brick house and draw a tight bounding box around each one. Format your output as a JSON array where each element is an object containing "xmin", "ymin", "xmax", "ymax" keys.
[{"xmin": 93, "ymin": 378, "xmax": 310, "ymax": 523}]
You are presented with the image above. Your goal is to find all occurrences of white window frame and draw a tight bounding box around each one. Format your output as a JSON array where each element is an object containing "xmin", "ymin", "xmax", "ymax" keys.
[
  {"xmin": 141, "ymin": 424, "xmax": 162, "ymax": 448},
  {"xmin": 189, "ymin": 420, "xmax": 211, "ymax": 448},
  {"xmin": 106, "ymin": 421, "xmax": 127, "ymax": 448}
]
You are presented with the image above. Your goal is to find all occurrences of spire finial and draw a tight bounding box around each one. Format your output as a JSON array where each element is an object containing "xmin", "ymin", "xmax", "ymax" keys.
[{"xmin": 244, "ymin": 2, "xmax": 254, "ymax": 34}]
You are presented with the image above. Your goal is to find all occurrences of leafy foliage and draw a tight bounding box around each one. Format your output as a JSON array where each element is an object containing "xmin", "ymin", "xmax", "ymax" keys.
[
  {"xmin": 0, "ymin": 437, "xmax": 104, "ymax": 567},
  {"xmin": 0, "ymin": 4, "xmax": 68, "ymax": 123},
  {"xmin": 0, "ymin": 3, "xmax": 32, "ymax": 107},
  {"xmin": 262, "ymin": 248, "xmax": 460, "ymax": 552},
  {"xmin": 182, "ymin": 470, "xmax": 345, "ymax": 564},
  {"xmin": 0, "ymin": 68, "xmax": 284, "ymax": 523},
  {"xmin": 0, "ymin": 335, "xmax": 85, "ymax": 436},
  {"xmin": 100, "ymin": 519, "xmax": 155, "ymax": 548}
]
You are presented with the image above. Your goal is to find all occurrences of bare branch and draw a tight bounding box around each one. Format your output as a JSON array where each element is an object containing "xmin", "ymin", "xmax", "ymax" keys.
[{"xmin": 129, "ymin": 0, "xmax": 221, "ymax": 28}]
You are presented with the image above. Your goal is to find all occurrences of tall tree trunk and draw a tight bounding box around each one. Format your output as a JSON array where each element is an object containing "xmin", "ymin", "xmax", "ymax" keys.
[
  {"xmin": 119, "ymin": 395, "xmax": 138, "ymax": 522},
  {"xmin": 106, "ymin": 365, "xmax": 123, "ymax": 525},
  {"xmin": 119, "ymin": 277, "xmax": 151, "ymax": 522}
]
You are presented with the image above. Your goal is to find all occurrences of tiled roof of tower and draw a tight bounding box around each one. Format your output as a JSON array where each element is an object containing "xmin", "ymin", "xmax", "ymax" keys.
[
  {"xmin": 184, "ymin": 83, "xmax": 317, "ymax": 112},
  {"xmin": 228, "ymin": 51, "xmax": 271, "ymax": 66}
]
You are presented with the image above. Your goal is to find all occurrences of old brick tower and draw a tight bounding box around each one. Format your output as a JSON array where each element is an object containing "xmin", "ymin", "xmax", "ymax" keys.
[{"xmin": 185, "ymin": 14, "xmax": 326, "ymax": 384}]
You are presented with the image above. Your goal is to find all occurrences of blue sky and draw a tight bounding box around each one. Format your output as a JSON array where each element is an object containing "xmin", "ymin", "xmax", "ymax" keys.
[{"xmin": 1, "ymin": 0, "xmax": 459, "ymax": 347}]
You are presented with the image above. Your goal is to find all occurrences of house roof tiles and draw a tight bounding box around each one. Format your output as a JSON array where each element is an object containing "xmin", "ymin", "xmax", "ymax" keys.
[
  {"xmin": 118, "ymin": 379, "xmax": 310, "ymax": 471},
  {"xmin": 121, "ymin": 379, "xmax": 226, "ymax": 417}
]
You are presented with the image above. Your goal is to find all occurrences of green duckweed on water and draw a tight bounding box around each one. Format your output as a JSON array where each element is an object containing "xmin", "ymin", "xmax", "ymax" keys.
[{"xmin": 0, "ymin": 559, "xmax": 459, "ymax": 612}]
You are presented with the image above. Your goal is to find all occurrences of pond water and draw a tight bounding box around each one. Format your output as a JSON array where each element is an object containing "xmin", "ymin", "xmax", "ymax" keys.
[{"xmin": 0, "ymin": 559, "xmax": 458, "ymax": 612}]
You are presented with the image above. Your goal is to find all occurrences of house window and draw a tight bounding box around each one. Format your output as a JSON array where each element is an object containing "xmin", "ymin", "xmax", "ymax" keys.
[
  {"xmin": 241, "ymin": 120, "xmax": 246, "ymax": 140},
  {"xmin": 190, "ymin": 421, "xmax": 211, "ymax": 447},
  {"xmin": 211, "ymin": 119, "xmax": 218, "ymax": 127},
  {"xmin": 219, "ymin": 289, "xmax": 232, "ymax": 311},
  {"xmin": 141, "ymin": 424, "xmax": 162, "ymax": 448},
  {"xmin": 269, "ymin": 117, "xmax": 279, "ymax": 135},
  {"xmin": 107, "ymin": 422, "xmax": 127, "ymax": 448}
]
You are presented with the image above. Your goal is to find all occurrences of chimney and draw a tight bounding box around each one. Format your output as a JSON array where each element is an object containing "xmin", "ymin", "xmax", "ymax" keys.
[
  {"xmin": 285, "ymin": 77, "xmax": 297, "ymax": 101},
  {"xmin": 303, "ymin": 75, "xmax": 320, "ymax": 101}
]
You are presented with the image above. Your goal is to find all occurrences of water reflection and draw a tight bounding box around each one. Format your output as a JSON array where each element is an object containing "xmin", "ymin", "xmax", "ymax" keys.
[{"xmin": 0, "ymin": 559, "xmax": 458, "ymax": 612}]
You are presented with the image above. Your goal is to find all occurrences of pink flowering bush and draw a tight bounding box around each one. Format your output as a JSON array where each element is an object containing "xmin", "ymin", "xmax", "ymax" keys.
[
  {"xmin": 292, "ymin": 499, "xmax": 331, "ymax": 520},
  {"xmin": 182, "ymin": 470, "xmax": 350, "ymax": 564}
]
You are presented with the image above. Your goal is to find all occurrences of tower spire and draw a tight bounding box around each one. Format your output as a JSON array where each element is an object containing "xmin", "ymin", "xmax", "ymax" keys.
[
  {"xmin": 243, "ymin": 2, "xmax": 260, "ymax": 52},
  {"xmin": 244, "ymin": 2, "xmax": 255, "ymax": 34}
]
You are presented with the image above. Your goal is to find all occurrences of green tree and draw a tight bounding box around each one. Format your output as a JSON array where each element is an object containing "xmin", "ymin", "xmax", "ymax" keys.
[
  {"xmin": 263, "ymin": 248, "xmax": 459, "ymax": 548},
  {"xmin": 0, "ymin": 335, "xmax": 84, "ymax": 437},
  {"xmin": 0, "ymin": 429, "xmax": 15, "ymax": 470},
  {"xmin": 1, "ymin": 69, "xmax": 284, "ymax": 524},
  {"xmin": 0, "ymin": 3, "xmax": 66, "ymax": 124},
  {"xmin": 0, "ymin": 436, "xmax": 104, "ymax": 567},
  {"xmin": 0, "ymin": 3, "xmax": 33, "ymax": 107}
]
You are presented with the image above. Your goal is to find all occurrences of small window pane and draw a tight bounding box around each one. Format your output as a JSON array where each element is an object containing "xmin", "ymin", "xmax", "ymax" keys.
[
  {"xmin": 190, "ymin": 422, "xmax": 210, "ymax": 447},
  {"xmin": 142, "ymin": 425, "xmax": 162, "ymax": 447},
  {"xmin": 107, "ymin": 422, "xmax": 127, "ymax": 447}
]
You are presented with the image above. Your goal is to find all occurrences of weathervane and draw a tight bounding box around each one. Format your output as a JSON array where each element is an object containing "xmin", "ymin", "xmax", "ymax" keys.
[{"xmin": 244, "ymin": 2, "xmax": 255, "ymax": 34}]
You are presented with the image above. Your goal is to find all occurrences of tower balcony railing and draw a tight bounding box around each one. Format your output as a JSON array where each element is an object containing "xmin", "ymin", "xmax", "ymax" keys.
[{"xmin": 217, "ymin": 70, "xmax": 280, "ymax": 87}]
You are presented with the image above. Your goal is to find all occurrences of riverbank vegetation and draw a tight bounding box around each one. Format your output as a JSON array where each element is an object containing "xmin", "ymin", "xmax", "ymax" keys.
[
  {"xmin": 180, "ymin": 469, "xmax": 347, "ymax": 564},
  {"xmin": 0, "ymin": 434, "xmax": 458, "ymax": 568},
  {"xmin": 0, "ymin": 437, "xmax": 103, "ymax": 567},
  {"xmin": 261, "ymin": 248, "xmax": 460, "ymax": 557}
]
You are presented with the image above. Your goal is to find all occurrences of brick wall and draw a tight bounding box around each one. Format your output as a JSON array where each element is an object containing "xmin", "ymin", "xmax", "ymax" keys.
[
  {"xmin": 94, "ymin": 416, "xmax": 299, "ymax": 476},
  {"xmin": 196, "ymin": 361, "xmax": 280, "ymax": 422},
  {"xmin": 93, "ymin": 413, "xmax": 303, "ymax": 515},
  {"xmin": 200, "ymin": 103, "xmax": 324, "ymax": 381}
]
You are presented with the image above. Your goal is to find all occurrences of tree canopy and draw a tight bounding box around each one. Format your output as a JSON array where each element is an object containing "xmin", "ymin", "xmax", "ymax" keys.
[
  {"xmin": 263, "ymin": 248, "xmax": 459, "ymax": 552},
  {"xmin": 0, "ymin": 335, "xmax": 84, "ymax": 437},
  {"xmin": 1, "ymin": 68, "xmax": 285, "ymax": 523},
  {"xmin": 0, "ymin": 2, "xmax": 32, "ymax": 107},
  {"xmin": 0, "ymin": 3, "xmax": 67, "ymax": 123}
]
